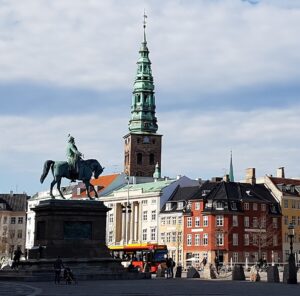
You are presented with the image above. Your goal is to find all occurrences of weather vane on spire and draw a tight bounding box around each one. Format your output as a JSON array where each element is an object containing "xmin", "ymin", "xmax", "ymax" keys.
[{"xmin": 143, "ymin": 10, "xmax": 147, "ymax": 29}]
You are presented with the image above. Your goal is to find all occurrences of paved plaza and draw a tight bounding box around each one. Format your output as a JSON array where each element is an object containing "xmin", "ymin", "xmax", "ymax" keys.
[{"xmin": 1, "ymin": 278, "xmax": 300, "ymax": 296}]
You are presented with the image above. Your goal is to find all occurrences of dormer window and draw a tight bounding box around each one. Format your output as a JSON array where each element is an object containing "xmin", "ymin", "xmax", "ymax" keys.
[
  {"xmin": 177, "ymin": 202, "xmax": 184, "ymax": 210},
  {"xmin": 165, "ymin": 203, "xmax": 171, "ymax": 211},
  {"xmin": 202, "ymin": 190, "xmax": 211, "ymax": 196},
  {"xmin": 205, "ymin": 201, "xmax": 212, "ymax": 209},
  {"xmin": 231, "ymin": 202, "xmax": 237, "ymax": 210},
  {"xmin": 216, "ymin": 201, "xmax": 224, "ymax": 210},
  {"xmin": 0, "ymin": 203, "xmax": 6, "ymax": 210}
]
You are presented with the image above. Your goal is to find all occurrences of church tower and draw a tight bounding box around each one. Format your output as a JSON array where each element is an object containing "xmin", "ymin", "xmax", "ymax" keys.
[{"xmin": 124, "ymin": 14, "xmax": 162, "ymax": 177}]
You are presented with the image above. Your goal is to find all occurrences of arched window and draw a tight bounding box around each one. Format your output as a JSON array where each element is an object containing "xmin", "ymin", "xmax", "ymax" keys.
[
  {"xmin": 137, "ymin": 153, "xmax": 143, "ymax": 165},
  {"xmin": 149, "ymin": 153, "xmax": 155, "ymax": 165}
]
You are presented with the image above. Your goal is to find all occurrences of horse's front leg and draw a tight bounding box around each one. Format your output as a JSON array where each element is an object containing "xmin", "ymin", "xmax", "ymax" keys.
[
  {"xmin": 84, "ymin": 180, "xmax": 93, "ymax": 200},
  {"xmin": 90, "ymin": 182, "xmax": 98, "ymax": 198},
  {"xmin": 57, "ymin": 178, "xmax": 65, "ymax": 199}
]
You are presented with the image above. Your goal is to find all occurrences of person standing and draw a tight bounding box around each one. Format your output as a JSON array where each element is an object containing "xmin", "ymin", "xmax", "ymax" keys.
[{"xmin": 54, "ymin": 256, "xmax": 64, "ymax": 284}]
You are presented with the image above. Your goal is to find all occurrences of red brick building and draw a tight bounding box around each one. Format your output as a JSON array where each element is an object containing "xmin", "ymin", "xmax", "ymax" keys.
[{"xmin": 183, "ymin": 181, "xmax": 282, "ymax": 268}]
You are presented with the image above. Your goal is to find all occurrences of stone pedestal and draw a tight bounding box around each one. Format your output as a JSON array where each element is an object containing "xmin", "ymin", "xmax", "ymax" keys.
[
  {"xmin": 232, "ymin": 265, "xmax": 245, "ymax": 281},
  {"xmin": 283, "ymin": 254, "xmax": 297, "ymax": 284},
  {"xmin": 267, "ymin": 266, "xmax": 280, "ymax": 283},
  {"xmin": 0, "ymin": 199, "xmax": 151, "ymax": 281},
  {"xmin": 29, "ymin": 199, "xmax": 110, "ymax": 259}
]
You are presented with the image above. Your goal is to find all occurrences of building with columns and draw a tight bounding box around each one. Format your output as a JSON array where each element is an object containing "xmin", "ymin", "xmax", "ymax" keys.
[{"xmin": 102, "ymin": 176, "xmax": 200, "ymax": 247}]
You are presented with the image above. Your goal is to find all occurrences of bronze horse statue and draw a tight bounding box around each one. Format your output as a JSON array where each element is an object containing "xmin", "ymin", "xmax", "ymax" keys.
[{"xmin": 40, "ymin": 159, "xmax": 104, "ymax": 199}]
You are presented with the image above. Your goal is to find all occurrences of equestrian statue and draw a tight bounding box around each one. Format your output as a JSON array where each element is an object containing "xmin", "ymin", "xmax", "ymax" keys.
[{"xmin": 40, "ymin": 135, "xmax": 104, "ymax": 199}]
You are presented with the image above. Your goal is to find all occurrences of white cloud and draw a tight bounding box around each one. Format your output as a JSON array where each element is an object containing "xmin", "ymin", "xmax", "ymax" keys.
[
  {"xmin": 0, "ymin": 0, "xmax": 299, "ymax": 94},
  {"xmin": 1, "ymin": 105, "xmax": 300, "ymax": 194}
]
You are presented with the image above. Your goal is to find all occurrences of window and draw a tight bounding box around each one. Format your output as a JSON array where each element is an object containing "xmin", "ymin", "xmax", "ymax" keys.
[
  {"xmin": 261, "ymin": 204, "xmax": 266, "ymax": 211},
  {"xmin": 177, "ymin": 202, "xmax": 184, "ymax": 210},
  {"xmin": 178, "ymin": 231, "xmax": 182, "ymax": 243},
  {"xmin": 195, "ymin": 217, "xmax": 200, "ymax": 227},
  {"xmin": 252, "ymin": 234, "xmax": 258, "ymax": 245},
  {"xmin": 150, "ymin": 228, "xmax": 156, "ymax": 241},
  {"xmin": 187, "ymin": 234, "xmax": 192, "ymax": 246},
  {"xmin": 273, "ymin": 234, "xmax": 278, "ymax": 246},
  {"xmin": 244, "ymin": 216, "xmax": 249, "ymax": 227},
  {"xmin": 142, "ymin": 200, "xmax": 148, "ymax": 205},
  {"xmin": 161, "ymin": 232, "xmax": 165, "ymax": 243},
  {"xmin": 165, "ymin": 203, "xmax": 171, "ymax": 211},
  {"xmin": 167, "ymin": 217, "xmax": 171, "ymax": 225},
  {"xmin": 216, "ymin": 202, "xmax": 223, "ymax": 210},
  {"xmin": 17, "ymin": 229, "xmax": 23, "ymax": 238},
  {"xmin": 253, "ymin": 217, "xmax": 258, "ymax": 228},
  {"xmin": 10, "ymin": 230, "xmax": 15, "ymax": 239},
  {"xmin": 232, "ymin": 215, "xmax": 238, "ymax": 227},
  {"xmin": 244, "ymin": 234, "xmax": 249, "ymax": 246},
  {"xmin": 109, "ymin": 213, "xmax": 114, "ymax": 223},
  {"xmin": 195, "ymin": 202, "xmax": 200, "ymax": 210},
  {"xmin": 233, "ymin": 252, "xmax": 239, "ymax": 263},
  {"xmin": 172, "ymin": 232, "xmax": 177, "ymax": 243},
  {"xmin": 3, "ymin": 216, "xmax": 7, "ymax": 224},
  {"xmin": 137, "ymin": 153, "xmax": 143, "ymax": 165},
  {"xmin": 253, "ymin": 203, "xmax": 257, "ymax": 211},
  {"xmin": 151, "ymin": 199, "xmax": 156, "ymax": 204},
  {"xmin": 284, "ymin": 216, "xmax": 289, "ymax": 225},
  {"xmin": 166, "ymin": 232, "xmax": 171, "ymax": 243},
  {"xmin": 142, "ymin": 229, "xmax": 147, "ymax": 241},
  {"xmin": 149, "ymin": 154, "xmax": 155, "ymax": 165},
  {"xmin": 10, "ymin": 217, "xmax": 16, "ymax": 224},
  {"xmin": 108, "ymin": 231, "xmax": 113, "ymax": 243},
  {"xmin": 284, "ymin": 199, "xmax": 289, "ymax": 208},
  {"xmin": 143, "ymin": 211, "xmax": 148, "ymax": 221},
  {"xmin": 233, "ymin": 233, "xmax": 239, "ymax": 246},
  {"xmin": 195, "ymin": 234, "xmax": 200, "ymax": 246},
  {"xmin": 178, "ymin": 217, "xmax": 182, "ymax": 225},
  {"xmin": 161, "ymin": 217, "xmax": 166, "ymax": 225},
  {"xmin": 272, "ymin": 218, "xmax": 278, "ymax": 229},
  {"xmin": 172, "ymin": 217, "xmax": 177, "ymax": 225},
  {"xmin": 292, "ymin": 216, "xmax": 296, "ymax": 225},
  {"xmin": 216, "ymin": 215, "xmax": 224, "ymax": 227},
  {"xmin": 187, "ymin": 217, "xmax": 192, "ymax": 228},
  {"xmin": 151, "ymin": 210, "xmax": 156, "ymax": 221},
  {"xmin": 292, "ymin": 200, "xmax": 296, "ymax": 209},
  {"xmin": 216, "ymin": 233, "xmax": 224, "ymax": 246},
  {"xmin": 244, "ymin": 203, "xmax": 249, "ymax": 210},
  {"xmin": 231, "ymin": 202, "xmax": 237, "ymax": 210},
  {"xmin": 203, "ymin": 216, "xmax": 208, "ymax": 227},
  {"xmin": 203, "ymin": 234, "xmax": 208, "ymax": 245}
]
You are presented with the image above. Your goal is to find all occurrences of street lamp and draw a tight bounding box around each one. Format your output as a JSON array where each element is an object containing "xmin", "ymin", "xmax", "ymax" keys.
[{"xmin": 288, "ymin": 223, "xmax": 295, "ymax": 255}]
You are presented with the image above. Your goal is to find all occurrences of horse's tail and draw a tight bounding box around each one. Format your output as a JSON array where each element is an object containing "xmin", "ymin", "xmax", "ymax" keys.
[{"xmin": 40, "ymin": 160, "xmax": 54, "ymax": 184}]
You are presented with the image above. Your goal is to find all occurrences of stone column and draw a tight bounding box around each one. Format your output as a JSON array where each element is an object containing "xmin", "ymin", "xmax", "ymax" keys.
[
  {"xmin": 129, "ymin": 202, "xmax": 135, "ymax": 243},
  {"xmin": 138, "ymin": 202, "xmax": 142, "ymax": 243},
  {"xmin": 134, "ymin": 202, "xmax": 139, "ymax": 242},
  {"xmin": 121, "ymin": 204, "xmax": 126, "ymax": 244}
]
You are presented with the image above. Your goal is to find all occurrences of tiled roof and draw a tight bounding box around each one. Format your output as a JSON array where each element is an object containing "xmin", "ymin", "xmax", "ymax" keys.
[
  {"xmin": 73, "ymin": 174, "xmax": 120, "ymax": 198},
  {"xmin": 269, "ymin": 177, "xmax": 300, "ymax": 186},
  {"xmin": 0, "ymin": 194, "xmax": 28, "ymax": 211}
]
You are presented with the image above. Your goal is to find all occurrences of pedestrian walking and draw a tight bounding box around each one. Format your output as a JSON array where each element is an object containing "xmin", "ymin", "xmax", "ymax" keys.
[{"xmin": 54, "ymin": 256, "xmax": 64, "ymax": 284}]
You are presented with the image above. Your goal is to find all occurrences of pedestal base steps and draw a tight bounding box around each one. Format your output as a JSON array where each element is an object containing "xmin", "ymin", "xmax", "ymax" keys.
[{"xmin": 0, "ymin": 258, "xmax": 151, "ymax": 281}]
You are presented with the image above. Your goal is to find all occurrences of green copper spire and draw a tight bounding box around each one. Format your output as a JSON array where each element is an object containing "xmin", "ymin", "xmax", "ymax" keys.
[
  {"xmin": 229, "ymin": 150, "xmax": 234, "ymax": 182},
  {"xmin": 128, "ymin": 13, "xmax": 158, "ymax": 134}
]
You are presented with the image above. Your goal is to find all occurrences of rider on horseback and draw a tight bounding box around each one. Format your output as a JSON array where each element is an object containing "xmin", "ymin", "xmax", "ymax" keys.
[{"xmin": 66, "ymin": 134, "xmax": 83, "ymax": 182}]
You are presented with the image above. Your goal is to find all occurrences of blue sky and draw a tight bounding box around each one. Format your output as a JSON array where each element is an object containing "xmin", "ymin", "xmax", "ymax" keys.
[{"xmin": 1, "ymin": 0, "xmax": 300, "ymax": 195}]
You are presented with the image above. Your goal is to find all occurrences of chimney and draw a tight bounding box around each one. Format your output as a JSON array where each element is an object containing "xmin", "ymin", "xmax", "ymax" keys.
[
  {"xmin": 245, "ymin": 168, "xmax": 256, "ymax": 185},
  {"xmin": 10, "ymin": 190, "xmax": 13, "ymax": 197},
  {"xmin": 223, "ymin": 174, "xmax": 230, "ymax": 182},
  {"xmin": 276, "ymin": 167, "xmax": 285, "ymax": 178}
]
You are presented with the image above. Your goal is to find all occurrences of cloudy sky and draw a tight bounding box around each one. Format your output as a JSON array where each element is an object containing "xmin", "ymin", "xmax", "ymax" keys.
[{"xmin": 1, "ymin": 0, "xmax": 300, "ymax": 195}]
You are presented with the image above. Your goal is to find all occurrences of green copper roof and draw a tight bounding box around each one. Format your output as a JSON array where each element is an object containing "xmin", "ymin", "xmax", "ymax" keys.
[
  {"xmin": 105, "ymin": 179, "xmax": 174, "ymax": 197},
  {"xmin": 128, "ymin": 19, "xmax": 158, "ymax": 134}
]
